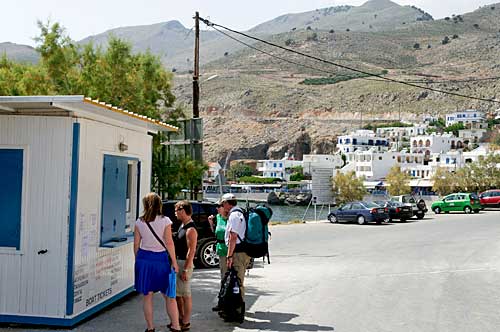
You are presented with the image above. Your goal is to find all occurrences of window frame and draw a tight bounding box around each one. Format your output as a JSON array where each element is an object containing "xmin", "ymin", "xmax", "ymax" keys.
[{"xmin": 0, "ymin": 146, "xmax": 27, "ymax": 253}]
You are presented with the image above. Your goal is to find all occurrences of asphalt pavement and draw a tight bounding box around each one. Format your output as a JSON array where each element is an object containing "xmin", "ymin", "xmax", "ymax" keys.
[{"xmin": 2, "ymin": 210, "xmax": 500, "ymax": 332}]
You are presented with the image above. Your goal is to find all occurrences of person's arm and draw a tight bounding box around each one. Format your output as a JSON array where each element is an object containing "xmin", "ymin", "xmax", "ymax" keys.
[
  {"xmin": 227, "ymin": 232, "xmax": 237, "ymax": 268},
  {"xmin": 181, "ymin": 228, "xmax": 198, "ymax": 281},
  {"xmin": 208, "ymin": 214, "xmax": 215, "ymax": 233},
  {"xmin": 133, "ymin": 225, "xmax": 141, "ymax": 258},
  {"xmin": 163, "ymin": 224, "xmax": 179, "ymax": 273}
]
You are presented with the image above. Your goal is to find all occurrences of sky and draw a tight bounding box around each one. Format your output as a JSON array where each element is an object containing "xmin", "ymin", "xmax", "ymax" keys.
[{"xmin": 1, "ymin": 0, "xmax": 497, "ymax": 46}]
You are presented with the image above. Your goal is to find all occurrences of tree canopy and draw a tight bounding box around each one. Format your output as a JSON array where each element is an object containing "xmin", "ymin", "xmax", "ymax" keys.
[
  {"xmin": 331, "ymin": 171, "xmax": 366, "ymax": 205},
  {"xmin": 1, "ymin": 21, "xmax": 200, "ymax": 198},
  {"xmin": 385, "ymin": 165, "xmax": 411, "ymax": 196}
]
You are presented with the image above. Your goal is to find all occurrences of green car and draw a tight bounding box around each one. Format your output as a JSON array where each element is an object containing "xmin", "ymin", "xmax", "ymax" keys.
[{"xmin": 431, "ymin": 193, "xmax": 482, "ymax": 214}]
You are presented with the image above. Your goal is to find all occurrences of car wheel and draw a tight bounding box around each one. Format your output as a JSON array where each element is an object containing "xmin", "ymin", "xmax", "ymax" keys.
[
  {"xmin": 433, "ymin": 207, "xmax": 441, "ymax": 214},
  {"xmin": 401, "ymin": 218, "xmax": 407, "ymax": 223},
  {"xmin": 388, "ymin": 217, "xmax": 393, "ymax": 223},
  {"xmin": 328, "ymin": 214, "xmax": 338, "ymax": 223},
  {"xmin": 416, "ymin": 212, "xmax": 424, "ymax": 219},
  {"xmin": 357, "ymin": 215, "xmax": 366, "ymax": 225},
  {"xmin": 197, "ymin": 239, "xmax": 219, "ymax": 268},
  {"xmin": 473, "ymin": 209, "xmax": 480, "ymax": 213},
  {"xmin": 464, "ymin": 206, "xmax": 472, "ymax": 214}
]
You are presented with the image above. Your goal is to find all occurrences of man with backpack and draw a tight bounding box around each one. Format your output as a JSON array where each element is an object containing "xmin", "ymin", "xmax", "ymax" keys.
[{"xmin": 220, "ymin": 193, "xmax": 251, "ymax": 298}]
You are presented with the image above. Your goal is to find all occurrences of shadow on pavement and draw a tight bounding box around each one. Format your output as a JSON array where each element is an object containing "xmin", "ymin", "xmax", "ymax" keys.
[{"xmin": 240, "ymin": 311, "xmax": 334, "ymax": 331}]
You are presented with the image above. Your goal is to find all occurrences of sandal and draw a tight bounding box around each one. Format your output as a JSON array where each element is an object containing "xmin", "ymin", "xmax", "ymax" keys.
[
  {"xmin": 144, "ymin": 329, "xmax": 155, "ymax": 332},
  {"xmin": 181, "ymin": 322, "xmax": 191, "ymax": 331},
  {"xmin": 167, "ymin": 322, "xmax": 182, "ymax": 331}
]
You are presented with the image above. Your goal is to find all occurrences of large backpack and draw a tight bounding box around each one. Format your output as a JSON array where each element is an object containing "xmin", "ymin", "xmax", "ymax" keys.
[
  {"xmin": 217, "ymin": 268, "xmax": 245, "ymax": 323},
  {"xmin": 232, "ymin": 205, "xmax": 273, "ymax": 263}
]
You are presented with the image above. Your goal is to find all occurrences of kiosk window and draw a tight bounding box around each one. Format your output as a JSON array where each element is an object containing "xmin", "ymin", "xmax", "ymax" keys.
[{"xmin": 0, "ymin": 149, "xmax": 23, "ymax": 249}]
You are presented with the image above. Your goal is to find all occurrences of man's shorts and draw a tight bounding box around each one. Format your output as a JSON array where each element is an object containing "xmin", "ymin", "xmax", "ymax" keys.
[{"xmin": 176, "ymin": 259, "xmax": 194, "ymax": 297}]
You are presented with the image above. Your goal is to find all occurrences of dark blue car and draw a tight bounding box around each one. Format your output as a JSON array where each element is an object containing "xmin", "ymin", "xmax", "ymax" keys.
[{"xmin": 328, "ymin": 201, "xmax": 389, "ymax": 225}]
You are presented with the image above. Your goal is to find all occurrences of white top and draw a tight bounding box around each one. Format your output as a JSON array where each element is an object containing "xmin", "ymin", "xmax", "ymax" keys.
[
  {"xmin": 135, "ymin": 216, "xmax": 173, "ymax": 252},
  {"xmin": 225, "ymin": 207, "xmax": 246, "ymax": 246}
]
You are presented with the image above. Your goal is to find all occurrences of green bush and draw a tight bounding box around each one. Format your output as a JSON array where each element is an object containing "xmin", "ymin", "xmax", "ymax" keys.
[{"xmin": 238, "ymin": 176, "xmax": 281, "ymax": 184}]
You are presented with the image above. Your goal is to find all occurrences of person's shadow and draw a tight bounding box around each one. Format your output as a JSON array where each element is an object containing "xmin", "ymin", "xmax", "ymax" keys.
[{"xmin": 240, "ymin": 311, "xmax": 334, "ymax": 331}]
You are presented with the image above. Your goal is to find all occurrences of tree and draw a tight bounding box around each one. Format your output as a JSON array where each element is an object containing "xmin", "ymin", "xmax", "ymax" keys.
[
  {"xmin": 413, "ymin": 43, "xmax": 421, "ymax": 50},
  {"xmin": 386, "ymin": 165, "xmax": 411, "ymax": 196},
  {"xmin": 227, "ymin": 163, "xmax": 254, "ymax": 180},
  {"xmin": 442, "ymin": 36, "xmax": 450, "ymax": 45},
  {"xmin": 432, "ymin": 167, "xmax": 454, "ymax": 196},
  {"xmin": 331, "ymin": 171, "xmax": 366, "ymax": 205},
  {"xmin": 444, "ymin": 122, "xmax": 465, "ymax": 136},
  {"xmin": 3, "ymin": 21, "xmax": 200, "ymax": 199},
  {"xmin": 289, "ymin": 166, "xmax": 304, "ymax": 181}
]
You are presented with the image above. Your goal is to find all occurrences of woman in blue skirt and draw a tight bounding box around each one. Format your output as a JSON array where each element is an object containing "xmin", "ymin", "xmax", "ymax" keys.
[{"xmin": 134, "ymin": 193, "xmax": 181, "ymax": 332}]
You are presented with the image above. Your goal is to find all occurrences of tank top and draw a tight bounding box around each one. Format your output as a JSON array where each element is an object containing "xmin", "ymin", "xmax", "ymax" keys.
[
  {"xmin": 174, "ymin": 221, "xmax": 197, "ymax": 260},
  {"xmin": 215, "ymin": 214, "xmax": 228, "ymax": 257},
  {"xmin": 135, "ymin": 216, "xmax": 172, "ymax": 252}
]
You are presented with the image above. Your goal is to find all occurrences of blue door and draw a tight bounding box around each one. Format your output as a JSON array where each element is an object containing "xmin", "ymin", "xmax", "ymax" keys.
[
  {"xmin": 0, "ymin": 149, "xmax": 23, "ymax": 249},
  {"xmin": 101, "ymin": 155, "xmax": 129, "ymax": 244}
]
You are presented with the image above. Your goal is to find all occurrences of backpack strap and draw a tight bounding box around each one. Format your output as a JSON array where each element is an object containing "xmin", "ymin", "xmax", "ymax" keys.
[{"xmin": 229, "ymin": 208, "xmax": 246, "ymax": 243}]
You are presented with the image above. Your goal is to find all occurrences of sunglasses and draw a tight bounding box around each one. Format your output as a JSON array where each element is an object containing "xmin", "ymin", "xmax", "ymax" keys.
[{"xmin": 174, "ymin": 207, "xmax": 184, "ymax": 212}]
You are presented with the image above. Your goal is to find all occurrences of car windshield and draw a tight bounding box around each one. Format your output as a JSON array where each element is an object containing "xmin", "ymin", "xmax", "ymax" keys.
[{"xmin": 402, "ymin": 196, "xmax": 416, "ymax": 203}]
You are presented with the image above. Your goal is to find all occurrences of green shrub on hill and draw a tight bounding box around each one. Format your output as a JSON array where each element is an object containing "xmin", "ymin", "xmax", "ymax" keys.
[{"xmin": 300, "ymin": 70, "xmax": 387, "ymax": 86}]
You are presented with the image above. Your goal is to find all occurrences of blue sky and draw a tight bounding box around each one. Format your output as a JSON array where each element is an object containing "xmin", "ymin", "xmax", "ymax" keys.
[{"xmin": 1, "ymin": 0, "xmax": 496, "ymax": 46}]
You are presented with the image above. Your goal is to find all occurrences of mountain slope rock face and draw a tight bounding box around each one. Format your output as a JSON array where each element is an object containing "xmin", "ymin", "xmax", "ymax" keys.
[
  {"xmin": 3, "ymin": 3, "xmax": 500, "ymax": 163},
  {"xmin": 0, "ymin": 42, "xmax": 39, "ymax": 64}
]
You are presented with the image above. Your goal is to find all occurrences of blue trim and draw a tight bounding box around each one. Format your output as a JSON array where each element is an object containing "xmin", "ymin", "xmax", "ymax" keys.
[
  {"xmin": 136, "ymin": 161, "xmax": 141, "ymax": 219},
  {"xmin": 66, "ymin": 123, "xmax": 80, "ymax": 316},
  {"xmin": 0, "ymin": 287, "xmax": 135, "ymax": 327}
]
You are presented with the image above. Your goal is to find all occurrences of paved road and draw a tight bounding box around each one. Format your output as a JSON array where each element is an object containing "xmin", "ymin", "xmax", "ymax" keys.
[{"xmin": 2, "ymin": 211, "xmax": 500, "ymax": 332}]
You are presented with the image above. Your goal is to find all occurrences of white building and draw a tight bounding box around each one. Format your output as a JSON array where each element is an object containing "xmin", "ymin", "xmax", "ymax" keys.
[
  {"xmin": 206, "ymin": 162, "xmax": 222, "ymax": 181},
  {"xmin": 302, "ymin": 154, "xmax": 343, "ymax": 174},
  {"xmin": 0, "ymin": 96, "xmax": 178, "ymax": 326},
  {"xmin": 257, "ymin": 158, "xmax": 302, "ymax": 181},
  {"xmin": 343, "ymin": 149, "xmax": 398, "ymax": 180},
  {"xmin": 410, "ymin": 133, "xmax": 457, "ymax": 154},
  {"xmin": 337, "ymin": 129, "xmax": 389, "ymax": 153},
  {"xmin": 376, "ymin": 125, "xmax": 427, "ymax": 139},
  {"xmin": 446, "ymin": 109, "xmax": 486, "ymax": 127}
]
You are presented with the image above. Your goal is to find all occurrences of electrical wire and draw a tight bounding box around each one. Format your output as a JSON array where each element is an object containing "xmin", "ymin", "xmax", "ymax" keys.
[
  {"xmin": 210, "ymin": 26, "xmax": 385, "ymax": 81},
  {"xmin": 200, "ymin": 16, "xmax": 500, "ymax": 104}
]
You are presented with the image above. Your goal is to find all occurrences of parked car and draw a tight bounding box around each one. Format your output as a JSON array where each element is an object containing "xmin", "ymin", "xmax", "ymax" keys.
[
  {"xmin": 390, "ymin": 195, "xmax": 427, "ymax": 219},
  {"xmin": 374, "ymin": 201, "xmax": 413, "ymax": 222},
  {"xmin": 162, "ymin": 200, "xmax": 218, "ymax": 268},
  {"xmin": 328, "ymin": 201, "xmax": 389, "ymax": 225},
  {"xmin": 479, "ymin": 189, "xmax": 500, "ymax": 208},
  {"xmin": 431, "ymin": 193, "xmax": 482, "ymax": 214}
]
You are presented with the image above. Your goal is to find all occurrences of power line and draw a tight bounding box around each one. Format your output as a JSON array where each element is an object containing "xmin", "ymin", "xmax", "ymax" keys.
[
  {"xmin": 200, "ymin": 16, "xmax": 500, "ymax": 104},
  {"xmin": 210, "ymin": 26, "xmax": 383, "ymax": 81}
]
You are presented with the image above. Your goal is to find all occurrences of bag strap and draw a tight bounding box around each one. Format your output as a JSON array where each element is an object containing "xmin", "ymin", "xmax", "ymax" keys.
[
  {"xmin": 144, "ymin": 220, "xmax": 173, "ymax": 265},
  {"xmin": 144, "ymin": 219, "xmax": 167, "ymax": 251}
]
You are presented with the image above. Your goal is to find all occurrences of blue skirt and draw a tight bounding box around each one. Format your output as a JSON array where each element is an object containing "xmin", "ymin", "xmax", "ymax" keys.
[{"xmin": 135, "ymin": 249, "xmax": 175, "ymax": 297}]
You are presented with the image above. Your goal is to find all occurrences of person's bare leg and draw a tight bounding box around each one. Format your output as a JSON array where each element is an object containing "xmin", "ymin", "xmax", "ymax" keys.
[
  {"xmin": 181, "ymin": 296, "xmax": 192, "ymax": 325},
  {"xmin": 176, "ymin": 296, "xmax": 184, "ymax": 323},
  {"xmin": 163, "ymin": 295, "xmax": 180, "ymax": 330},
  {"xmin": 143, "ymin": 292, "xmax": 154, "ymax": 330}
]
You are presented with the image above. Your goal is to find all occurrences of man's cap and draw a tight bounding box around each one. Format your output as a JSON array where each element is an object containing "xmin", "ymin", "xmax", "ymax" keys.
[{"xmin": 220, "ymin": 193, "xmax": 236, "ymax": 202}]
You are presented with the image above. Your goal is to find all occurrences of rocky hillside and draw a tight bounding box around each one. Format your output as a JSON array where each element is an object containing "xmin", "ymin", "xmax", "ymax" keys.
[
  {"xmin": 249, "ymin": 0, "xmax": 432, "ymax": 34},
  {"xmin": 0, "ymin": 42, "xmax": 39, "ymax": 63},
  {"xmin": 172, "ymin": 2, "xmax": 500, "ymax": 166}
]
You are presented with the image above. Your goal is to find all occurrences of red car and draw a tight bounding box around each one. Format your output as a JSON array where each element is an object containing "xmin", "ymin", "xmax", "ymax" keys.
[{"xmin": 479, "ymin": 190, "xmax": 500, "ymax": 208}]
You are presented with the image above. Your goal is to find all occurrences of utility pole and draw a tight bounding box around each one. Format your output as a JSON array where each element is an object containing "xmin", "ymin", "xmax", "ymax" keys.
[
  {"xmin": 193, "ymin": 11, "xmax": 200, "ymax": 119},
  {"xmin": 191, "ymin": 11, "xmax": 200, "ymax": 200}
]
